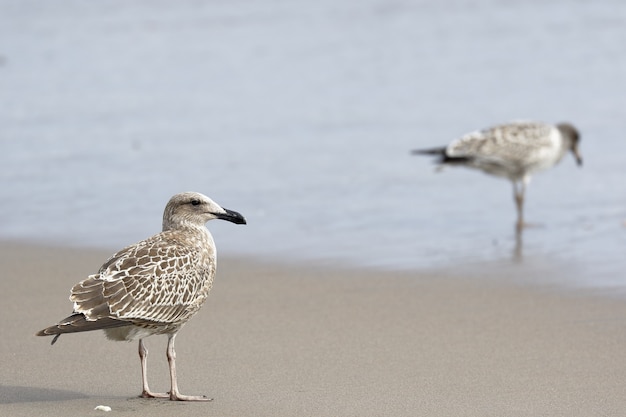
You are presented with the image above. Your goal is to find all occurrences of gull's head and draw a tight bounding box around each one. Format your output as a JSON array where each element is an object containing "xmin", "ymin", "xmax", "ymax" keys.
[
  {"xmin": 557, "ymin": 123, "xmax": 582, "ymax": 167},
  {"xmin": 163, "ymin": 192, "xmax": 247, "ymax": 231}
]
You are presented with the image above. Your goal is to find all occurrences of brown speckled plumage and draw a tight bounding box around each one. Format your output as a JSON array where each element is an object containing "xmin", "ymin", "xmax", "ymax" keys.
[{"xmin": 36, "ymin": 191, "xmax": 246, "ymax": 401}]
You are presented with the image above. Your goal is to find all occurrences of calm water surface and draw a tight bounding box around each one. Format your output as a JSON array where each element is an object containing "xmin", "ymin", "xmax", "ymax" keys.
[{"xmin": 1, "ymin": 0, "xmax": 625, "ymax": 291}]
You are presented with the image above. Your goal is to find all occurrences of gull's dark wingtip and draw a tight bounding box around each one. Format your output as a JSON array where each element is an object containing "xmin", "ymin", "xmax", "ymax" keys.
[{"xmin": 411, "ymin": 147, "xmax": 446, "ymax": 156}]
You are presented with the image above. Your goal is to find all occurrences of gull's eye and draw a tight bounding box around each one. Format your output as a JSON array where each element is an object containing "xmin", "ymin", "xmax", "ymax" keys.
[{"xmin": 190, "ymin": 199, "xmax": 201, "ymax": 206}]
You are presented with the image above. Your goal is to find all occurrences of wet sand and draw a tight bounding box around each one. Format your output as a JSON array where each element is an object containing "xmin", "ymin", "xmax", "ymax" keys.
[{"xmin": 1, "ymin": 241, "xmax": 626, "ymax": 416}]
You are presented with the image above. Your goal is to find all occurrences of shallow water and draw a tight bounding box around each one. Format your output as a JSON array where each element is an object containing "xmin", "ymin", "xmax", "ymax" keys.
[{"xmin": 1, "ymin": 0, "xmax": 625, "ymax": 290}]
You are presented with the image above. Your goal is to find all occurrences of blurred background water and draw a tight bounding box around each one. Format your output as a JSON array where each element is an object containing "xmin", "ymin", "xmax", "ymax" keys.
[{"xmin": 1, "ymin": 0, "xmax": 625, "ymax": 291}]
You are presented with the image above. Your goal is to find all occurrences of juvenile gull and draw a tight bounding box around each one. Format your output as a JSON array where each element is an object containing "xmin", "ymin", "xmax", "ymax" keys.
[
  {"xmin": 36, "ymin": 192, "xmax": 246, "ymax": 401},
  {"xmin": 412, "ymin": 121, "xmax": 582, "ymax": 231}
]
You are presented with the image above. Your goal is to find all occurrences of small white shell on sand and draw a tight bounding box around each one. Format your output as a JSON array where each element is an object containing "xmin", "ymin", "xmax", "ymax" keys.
[{"xmin": 94, "ymin": 405, "xmax": 112, "ymax": 412}]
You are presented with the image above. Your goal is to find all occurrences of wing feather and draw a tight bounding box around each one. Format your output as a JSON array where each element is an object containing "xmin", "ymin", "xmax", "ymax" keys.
[
  {"xmin": 69, "ymin": 231, "xmax": 215, "ymax": 326},
  {"xmin": 448, "ymin": 122, "xmax": 556, "ymax": 163}
]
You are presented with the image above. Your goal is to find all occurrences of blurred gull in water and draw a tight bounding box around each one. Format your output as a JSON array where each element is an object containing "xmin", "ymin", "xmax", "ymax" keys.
[{"xmin": 412, "ymin": 121, "xmax": 583, "ymax": 233}]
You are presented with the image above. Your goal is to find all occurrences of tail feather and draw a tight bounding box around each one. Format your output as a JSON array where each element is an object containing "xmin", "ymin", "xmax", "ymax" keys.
[
  {"xmin": 411, "ymin": 146, "xmax": 471, "ymax": 165},
  {"xmin": 36, "ymin": 313, "xmax": 128, "ymax": 345},
  {"xmin": 411, "ymin": 147, "xmax": 447, "ymax": 156}
]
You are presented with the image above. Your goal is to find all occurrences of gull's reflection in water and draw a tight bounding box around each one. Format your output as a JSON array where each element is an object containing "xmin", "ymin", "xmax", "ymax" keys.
[{"xmin": 513, "ymin": 225, "xmax": 524, "ymax": 262}]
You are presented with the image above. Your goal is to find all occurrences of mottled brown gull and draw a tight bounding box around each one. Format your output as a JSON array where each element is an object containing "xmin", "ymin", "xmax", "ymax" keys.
[
  {"xmin": 36, "ymin": 191, "xmax": 246, "ymax": 401},
  {"xmin": 412, "ymin": 121, "xmax": 582, "ymax": 231}
]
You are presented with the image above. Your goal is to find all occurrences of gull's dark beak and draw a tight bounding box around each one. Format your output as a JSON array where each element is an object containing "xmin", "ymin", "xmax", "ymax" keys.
[
  {"xmin": 216, "ymin": 208, "xmax": 247, "ymax": 225},
  {"xmin": 572, "ymin": 147, "xmax": 583, "ymax": 167}
]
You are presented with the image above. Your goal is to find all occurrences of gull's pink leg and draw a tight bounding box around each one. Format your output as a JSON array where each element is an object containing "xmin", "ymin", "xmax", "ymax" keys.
[
  {"xmin": 138, "ymin": 339, "xmax": 168, "ymax": 399},
  {"xmin": 166, "ymin": 333, "xmax": 212, "ymax": 401}
]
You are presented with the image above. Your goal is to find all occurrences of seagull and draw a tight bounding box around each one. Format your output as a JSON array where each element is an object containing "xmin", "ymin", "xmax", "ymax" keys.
[
  {"xmin": 412, "ymin": 121, "xmax": 582, "ymax": 231},
  {"xmin": 36, "ymin": 192, "xmax": 246, "ymax": 401}
]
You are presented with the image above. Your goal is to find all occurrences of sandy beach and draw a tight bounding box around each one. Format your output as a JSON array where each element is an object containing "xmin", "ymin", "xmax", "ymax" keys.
[
  {"xmin": 1, "ymin": 241, "xmax": 626, "ymax": 416},
  {"xmin": 2, "ymin": 1, "xmax": 625, "ymax": 415}
]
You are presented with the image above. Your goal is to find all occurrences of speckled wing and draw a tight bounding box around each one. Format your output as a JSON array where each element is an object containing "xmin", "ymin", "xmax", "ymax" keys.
[
  {"xmin": 70, "ymin": 232, "xmax": 215, "ymax": 328},
  {"xmin": 447, "ymin": 122, "xmax": 556, "ymax": 164}
]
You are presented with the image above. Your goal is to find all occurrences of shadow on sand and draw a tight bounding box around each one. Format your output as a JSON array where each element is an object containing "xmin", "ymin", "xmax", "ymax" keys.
[{"xmin": 0, "ymin": 385, "xmax": 88, "ymax": 404}]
